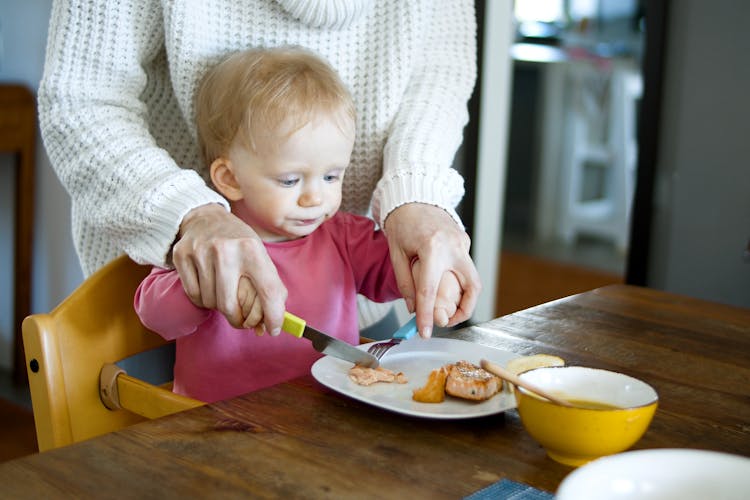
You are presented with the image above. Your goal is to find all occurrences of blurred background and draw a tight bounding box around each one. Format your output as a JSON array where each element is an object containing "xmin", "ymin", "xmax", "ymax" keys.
[{"xmin": 497, "ymin": 0, "xmax": 644, "ymax": 314}]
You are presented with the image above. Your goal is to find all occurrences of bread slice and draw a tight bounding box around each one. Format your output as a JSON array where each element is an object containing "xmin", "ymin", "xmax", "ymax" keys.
[{"xmin": 505, "ymin": 354, "xmax": 565, "ymax": 376}]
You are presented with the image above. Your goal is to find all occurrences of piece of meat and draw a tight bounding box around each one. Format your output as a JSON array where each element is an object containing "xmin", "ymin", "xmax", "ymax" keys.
[
  {"xmin": 349, "ymin": 365, "xmax": 408, "ymax": 386},
  {"xmin": 444, "ymin": 361, "xmax": 503, "ymax": 401}
]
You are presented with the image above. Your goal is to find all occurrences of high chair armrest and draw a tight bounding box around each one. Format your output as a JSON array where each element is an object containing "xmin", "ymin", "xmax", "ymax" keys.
[{"xmin": 100, "ymin": 363, "xmax": 204, "ymax": 419}]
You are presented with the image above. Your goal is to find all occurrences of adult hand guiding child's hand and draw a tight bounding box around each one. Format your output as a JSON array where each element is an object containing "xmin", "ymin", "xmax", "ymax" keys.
[
  {"xmin": 173, "ymin": 203, "xmax": 287, "ymax": 335},
  {"xmin": 384, "ymin": 203, "xmax": 481, "ymax": 338},
  {"xmin": 173, "ymin": 201, "xmax": 481, "ymax": 339}
]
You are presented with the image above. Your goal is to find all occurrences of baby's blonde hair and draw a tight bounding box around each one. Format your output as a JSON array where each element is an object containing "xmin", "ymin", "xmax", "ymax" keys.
[{"xmin": 195, "ymin": 46, "xmax": 355, "ymax": 164}]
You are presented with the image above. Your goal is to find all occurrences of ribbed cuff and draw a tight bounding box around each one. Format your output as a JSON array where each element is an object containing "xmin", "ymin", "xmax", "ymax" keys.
[
  {"xmin": 131, "ymin": 170, "xmax": 230, "ymax": 268},
  {"xmin": 372, "ymin": 167, "xmax": 465, "ymax": 229}
]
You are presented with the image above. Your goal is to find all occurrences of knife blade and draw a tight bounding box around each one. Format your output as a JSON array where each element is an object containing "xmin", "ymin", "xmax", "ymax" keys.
[{"xmin": 282, "ymin": 312, "xmax": 379, "ymax": 368}]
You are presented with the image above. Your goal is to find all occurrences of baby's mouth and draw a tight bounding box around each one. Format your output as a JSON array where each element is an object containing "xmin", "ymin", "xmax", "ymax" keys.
[{"xmin": 294, "ymin": 216, "xmax": 323, "ymax": 226}]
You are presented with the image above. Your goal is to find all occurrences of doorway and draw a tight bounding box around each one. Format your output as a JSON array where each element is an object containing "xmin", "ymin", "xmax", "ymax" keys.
[{"xmin": 497, "ymin": 0, "xmax": 645, "ymax": 314}]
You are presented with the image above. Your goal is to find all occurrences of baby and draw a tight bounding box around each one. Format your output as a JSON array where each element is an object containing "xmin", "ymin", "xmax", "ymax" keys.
[{"xmin": 135, "ymin": 47, "xmax": 461, "ymax": 402}]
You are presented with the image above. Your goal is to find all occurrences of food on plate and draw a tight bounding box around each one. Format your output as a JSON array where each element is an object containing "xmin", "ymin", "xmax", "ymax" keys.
[
  {"xmin": 412, "ymin": 365, "xmax": 449, "ymax": 403},
  {"xmin": 349, "ymin": 365, "xmax": 407, "ymax": 386},
  {"xmin": 444, "ymin": 360, "xmax": 503, "ymax": 401},
  {"xmin": 412, "ymin": 361, "xmax": 502, "ymax": 403},
  {"xmin": 505, "ymin": 354, "xmax": 565, "ymax": 376},
  {"xmin": 351, "ymin": 354, "xmax": 565, "ymax": 403}
]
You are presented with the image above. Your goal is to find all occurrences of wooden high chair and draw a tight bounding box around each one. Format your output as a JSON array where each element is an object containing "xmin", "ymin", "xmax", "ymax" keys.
[{"xmin": 22, "ymin": 255, "xmax": 203, "ymax": 452}]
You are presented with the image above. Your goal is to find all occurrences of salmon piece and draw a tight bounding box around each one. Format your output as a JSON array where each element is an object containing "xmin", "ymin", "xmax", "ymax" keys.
[
  {"xmin": 349, "ymin": 365, "xmax": 408, "ymax": 386},
  {"xmin": 444, "ymin": 361, "xmax": 503, "ymax": 401}
]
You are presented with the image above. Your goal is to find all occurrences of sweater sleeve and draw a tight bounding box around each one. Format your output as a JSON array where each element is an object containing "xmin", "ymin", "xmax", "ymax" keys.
[
  {"xmin": 371, "ymin": 0, "xmax": 477, "ymax": 228},
  {"xmin": 133, "ymin": 267, "xmax": 212, "ymax": 340},
  {"xmin": 38, "ymin": 0, "xmax": 228, "ymax": 275}
]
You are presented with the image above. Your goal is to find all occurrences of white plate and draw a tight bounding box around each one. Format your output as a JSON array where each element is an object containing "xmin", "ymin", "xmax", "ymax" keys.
[
  {"xmin": 556, "ymin": 449, "xmax": 750, "ymax": 500},
  {"xmin": 310, "ymin": 337, "xmax": 520, "ymax": 419}
]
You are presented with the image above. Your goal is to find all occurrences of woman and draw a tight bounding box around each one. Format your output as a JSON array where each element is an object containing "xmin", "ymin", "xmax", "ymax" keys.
[{"xmin": 38, "ymin": 0, "xmax": 481, "ymax": 338}]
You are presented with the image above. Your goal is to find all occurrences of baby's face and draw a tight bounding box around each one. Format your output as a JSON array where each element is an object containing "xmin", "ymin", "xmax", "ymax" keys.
[{"xmin": 226, "ymin": 112, "xmax": 355, "ymax": 242}]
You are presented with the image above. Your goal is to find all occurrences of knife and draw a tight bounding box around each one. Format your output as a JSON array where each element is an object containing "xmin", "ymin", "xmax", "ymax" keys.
[{"xmin": 282, "ymin": 312, "xmax": 379, "ymax": 368}]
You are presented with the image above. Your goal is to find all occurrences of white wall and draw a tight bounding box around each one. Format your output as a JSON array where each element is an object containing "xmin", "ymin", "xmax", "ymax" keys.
[
  {"xmin": 648, "ymin": 0, "xmax": 750, "ymax": 308},
  {"xmin": 0, "ymin": 1, "xmax": 82, "ymax": 370},
  {"xmin": 471, "ymin": 1, "xmax": 514, "ymax": 322}
]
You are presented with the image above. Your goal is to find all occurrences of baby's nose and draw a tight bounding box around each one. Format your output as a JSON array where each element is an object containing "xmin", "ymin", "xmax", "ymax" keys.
[{"xmin": 298, "ymin": 186, "xmax": 322, "ymax": 207}]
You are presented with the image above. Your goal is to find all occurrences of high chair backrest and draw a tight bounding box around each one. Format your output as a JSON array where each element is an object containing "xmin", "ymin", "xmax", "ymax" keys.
[{"xmin": 23, "ymin": 255, "xmax": 203, "ymax": 452}]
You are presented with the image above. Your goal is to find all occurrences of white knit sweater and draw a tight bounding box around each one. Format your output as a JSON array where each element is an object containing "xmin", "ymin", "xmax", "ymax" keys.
[{"xmin": 39, "ymin": 0, "xmax": 477, "ymax": 276}]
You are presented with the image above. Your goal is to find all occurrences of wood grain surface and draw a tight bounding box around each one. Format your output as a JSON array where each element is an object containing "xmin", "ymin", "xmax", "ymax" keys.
[{"xmin": 1, "ymin": 285, "xmax": 748, "ymax": 498}]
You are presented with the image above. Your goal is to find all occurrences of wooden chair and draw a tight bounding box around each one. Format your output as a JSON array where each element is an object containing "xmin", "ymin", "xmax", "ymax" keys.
[{"xmin": 22, "ymin": 255, "xmax": 203, "ymax": 452}]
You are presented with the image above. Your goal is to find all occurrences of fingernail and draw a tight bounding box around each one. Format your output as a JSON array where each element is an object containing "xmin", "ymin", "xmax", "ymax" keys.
[
  {"xmin": 421, "ymin": 326, "xmax": 432, "ymax": 339},
  {"xmin": 436, "ymin": 309, "xmax": 448, "ymax": 327},
  {"xmin": 271, "ymin": 327, "xmax": 281, "ymax": 337},
  {"xmin": 405, "ymin": 298, "xmax": 415, "ymax": 313}
]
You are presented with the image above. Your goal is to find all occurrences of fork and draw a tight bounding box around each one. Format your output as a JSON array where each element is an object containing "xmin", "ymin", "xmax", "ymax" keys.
[{"xmin": 367, "ymin": 316, "xmax": 418, "ymax": 360}]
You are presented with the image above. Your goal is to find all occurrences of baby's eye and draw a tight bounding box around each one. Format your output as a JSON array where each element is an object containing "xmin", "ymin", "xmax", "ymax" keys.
[
  {"xmin": 324, "ymin": 169, "xmax": 344, "ymax": 182},
  {"xmin": 278, "ymin": 177, "xmax": 299, "ymax": 187}
]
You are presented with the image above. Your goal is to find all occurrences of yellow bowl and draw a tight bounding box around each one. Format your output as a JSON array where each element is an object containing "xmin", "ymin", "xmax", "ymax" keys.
[{"xmin": 514, "ymin": 366, "xmax": 658, "ymax": 467}]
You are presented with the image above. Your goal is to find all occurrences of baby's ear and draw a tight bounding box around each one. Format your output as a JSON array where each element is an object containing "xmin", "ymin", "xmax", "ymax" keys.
[{"xmin": 209, "ymin": 157, "xmax": 243, "ymax": 201}]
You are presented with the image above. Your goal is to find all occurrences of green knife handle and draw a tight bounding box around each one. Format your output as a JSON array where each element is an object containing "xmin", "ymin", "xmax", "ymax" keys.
[{"xmin": 282, "ymin": 312, "xmax": 306, "ymax": 338}]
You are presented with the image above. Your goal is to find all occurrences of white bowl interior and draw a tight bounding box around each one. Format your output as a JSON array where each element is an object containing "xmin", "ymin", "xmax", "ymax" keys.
[
  {"xmin": 557, "ymin": 449, "xmax": 750, "ymax": 500},
  {"xmin": 519, "ymin": 366, "xmax": 658, "ymax": 408}
]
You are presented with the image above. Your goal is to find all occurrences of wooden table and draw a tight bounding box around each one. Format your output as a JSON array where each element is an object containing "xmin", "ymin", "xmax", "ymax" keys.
[{"xmin": 1, "ymin": 285, "xmax": 748, "ymax": 498}]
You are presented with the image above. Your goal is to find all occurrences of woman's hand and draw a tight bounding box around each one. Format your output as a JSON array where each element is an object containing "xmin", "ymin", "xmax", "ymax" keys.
[
  {"xmin": 384, "ymin": 203, "xmax": 481, "ymax": 338},
  {"xmin": 172, "ymin": 204, "xmax": 287, "ymax": 334}
]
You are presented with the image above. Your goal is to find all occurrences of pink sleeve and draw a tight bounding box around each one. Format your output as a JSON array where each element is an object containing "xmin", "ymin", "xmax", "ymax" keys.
[
  {"xmin": 133, "ymin": 267, "xmax": 212, "ymax": 340},
  {"xmin": 342, "ymin": 215, "xmax": 401, "ymax": 303}
]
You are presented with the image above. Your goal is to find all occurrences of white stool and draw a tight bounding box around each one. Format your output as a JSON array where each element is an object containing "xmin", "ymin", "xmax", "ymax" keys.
[{"xmin": 557, "ymin": 59, "xmax": 642, "ymax": 252}]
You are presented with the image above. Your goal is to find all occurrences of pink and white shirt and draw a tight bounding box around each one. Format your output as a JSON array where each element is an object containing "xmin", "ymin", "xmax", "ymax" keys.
[{"xmin": 134, "ymin": 212, "xmax": 401, "ymax": 403}]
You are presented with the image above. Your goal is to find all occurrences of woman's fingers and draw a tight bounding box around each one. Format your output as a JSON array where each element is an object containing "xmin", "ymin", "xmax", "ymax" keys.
[
  {"xmin": 173, "ymin": 204, "xmax": 287, "ymax": 332},
  {"xmin": 385, "ymin": 203, "xmax": 481, "ymax": 337}
]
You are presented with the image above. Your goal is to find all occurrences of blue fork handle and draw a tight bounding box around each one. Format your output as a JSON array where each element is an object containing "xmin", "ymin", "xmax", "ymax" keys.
[{"xmin": 392, "ymin": 316, "xmax": 418, "ymax": 340}]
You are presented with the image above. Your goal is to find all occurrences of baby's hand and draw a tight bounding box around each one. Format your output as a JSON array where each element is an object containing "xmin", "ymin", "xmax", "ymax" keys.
[
  {"xmin": 433, "ymin": 271, "xmax": 461, "ymax": 327},
  {"xmin": 238, "ymin": 276, "xmax": 267, "ymax": 335},
  {"xmin": 411, "ymin": 260, "xmax": 462, "ymax": 328}
]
